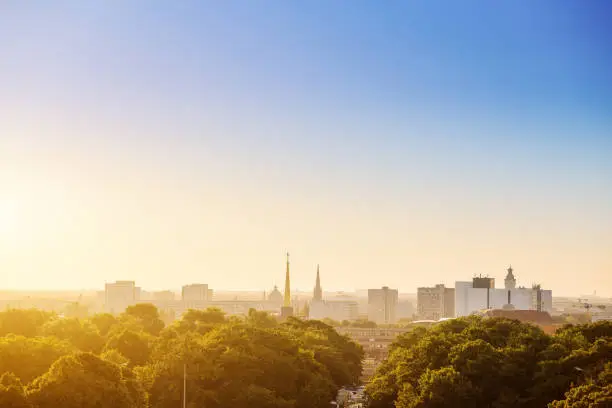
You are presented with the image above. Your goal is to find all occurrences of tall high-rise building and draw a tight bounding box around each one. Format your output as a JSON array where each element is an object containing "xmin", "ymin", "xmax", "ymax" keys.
[
  {"xmin": 417, "ymin": 284, "xmax": 455, "ymax": 320},
  {"xmin": 313, "ymin": 264, "xmax": 323, "ymax": 302},
  {"xmin": 281, "ymin": 253, "xmax": 293, "ymax": 318},
  {"xmin": 368, "ymin": 286, "xmax": 398, "ymax": 324}
]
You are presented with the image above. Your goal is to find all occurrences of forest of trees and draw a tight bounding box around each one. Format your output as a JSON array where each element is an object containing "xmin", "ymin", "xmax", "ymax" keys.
[
  {"xmin": 0, "ymin": 305, "xmax": 363, "ymax": 408},
  {"xmin": 366, "ymin": 316, "xmax": 611, "ymax": 407},
  {"xmin": 2, "ymin": 304, "xmax": 610, "ymax": 407}
]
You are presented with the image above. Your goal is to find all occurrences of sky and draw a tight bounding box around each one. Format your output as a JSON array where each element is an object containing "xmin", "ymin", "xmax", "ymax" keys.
[{"xmin": 1, "ymin": 1, "xmax": 611, "ymax": 296}]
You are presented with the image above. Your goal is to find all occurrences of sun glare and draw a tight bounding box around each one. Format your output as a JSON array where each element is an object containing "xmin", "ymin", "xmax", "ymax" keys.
[{"xmin": 0, "ymin": 199, "xmax": 19, "ymax": 236}]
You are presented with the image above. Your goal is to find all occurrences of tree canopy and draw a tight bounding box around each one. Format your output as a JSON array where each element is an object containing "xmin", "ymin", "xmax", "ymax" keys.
[
  {"xmin": 0, "ymin": 305, "xmax": 363, "ymax": 408},
  {"xmin": 366, "ymin": 317, "xmax": 612, "ymax": 408},
  {"xmin": 2, "ymin": 305, "xmax": 609, "ymax": 407}
]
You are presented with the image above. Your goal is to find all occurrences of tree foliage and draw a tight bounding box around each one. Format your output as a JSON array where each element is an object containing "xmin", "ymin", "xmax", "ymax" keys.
[
  {"xmin": 0, "ymin": 373, "xmax": 30, "ymax": 408},
  {"xmin": 41, "ymin": 318, "xmax": 104, "ymax": 353},
  {"xmin": 0, "ymin": 305, "xmax": 363, "ymax": 408},
  {"xmin": 0, "ymin": 309, "xmax": 54, "ymax": 337},
  {"xmin": 105, "ymin": 329, "xmax": 152, "ymax": 367},
  {"xmin": 123, "ymin": 303, "xmax": 165, "ymax": 336},
  {"xmin": 27, "ymin": 352, "xmax": 147, "ymax": 408},
  {"xmin": 145, "ymin": 324, "xmax": 337, "ymax": 408},
  {"xmin": 89, "ymin": 313, "xmax": 119, "ymax": 337},
  {"xmin": 366, "ymin": 316, "xmax": 612, "ymax": 408},
  {"xmin": 548, "ymin": 361, "xmax": 612, "ymax": 407},
  {"xmin": 0, "ymin": 335, "xmax": 74, "ymax": 383}
]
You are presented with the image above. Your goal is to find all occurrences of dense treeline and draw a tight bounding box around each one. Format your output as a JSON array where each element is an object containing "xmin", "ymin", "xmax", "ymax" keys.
[
  {"xmin": 366, "ymin": 316, "xmax": 611, "ymax": 407},
  {"xmin": 0, "ymin": 305, "xmax": 363, "ymax": 408}
]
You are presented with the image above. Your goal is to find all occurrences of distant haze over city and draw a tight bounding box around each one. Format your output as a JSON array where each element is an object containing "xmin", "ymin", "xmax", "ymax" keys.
[{"xmin": 1, "ymin": 2, "xmax": 610, "ymax": 297}]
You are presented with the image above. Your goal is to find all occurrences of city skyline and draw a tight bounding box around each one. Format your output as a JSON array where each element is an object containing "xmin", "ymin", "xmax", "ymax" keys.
[
  {"xmin": 0, "ymin": 260, "xmax": 586, "ymax": 299},
  {"xmin": 1, "ymin": 2, "xmax": 611, "ymax": 296}
]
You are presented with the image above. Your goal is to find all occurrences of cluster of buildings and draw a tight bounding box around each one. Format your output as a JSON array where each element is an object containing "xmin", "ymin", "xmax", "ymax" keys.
[
  {"xmin": 104, "ymin": 280, "xmax": 282, "ymax": 320},
  {"xmin": 104, "ymin": 254, "xmax": 401, "ymax": 324},
  {"xmin": 104, "ymin": 257, "xmax": 552, "ymax": 325},
  {"xmin": 416, "ymin": 266, "xmax": 553, "ymax": 321}
]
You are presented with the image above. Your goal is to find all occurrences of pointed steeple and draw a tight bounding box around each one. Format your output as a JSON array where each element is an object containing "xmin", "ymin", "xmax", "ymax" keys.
[
  {"xmin": 313, "ymin": 264, "xmax": 323, "ymax": 302},
  {"xmin": 283, "ymin": 253, "xmax": 291, "ymax": 307}
]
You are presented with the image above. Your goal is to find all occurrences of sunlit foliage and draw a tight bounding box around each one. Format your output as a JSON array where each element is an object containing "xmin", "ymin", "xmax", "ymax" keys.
[
  {"xmin": 0, "ymin": 306, "xmax": 363, "ymax": 408},
  {"xmin": 366, "ymin": 317, "xmax": 612, "ymax": 408}
]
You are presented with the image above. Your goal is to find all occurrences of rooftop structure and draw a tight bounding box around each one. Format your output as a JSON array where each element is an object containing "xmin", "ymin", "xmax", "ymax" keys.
[{"xmin": 504, "ymin": 265, "xmax": 517, "ymax": 289}]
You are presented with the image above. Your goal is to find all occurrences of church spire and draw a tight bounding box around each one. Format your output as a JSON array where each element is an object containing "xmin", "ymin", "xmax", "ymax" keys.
[
  {"xmin": 283, "ymin": 253, "xmax": 291, "ymax": 307},
  {"xmin": 313, "ymin": 264, "xmax": 323, "ymax": 302}
]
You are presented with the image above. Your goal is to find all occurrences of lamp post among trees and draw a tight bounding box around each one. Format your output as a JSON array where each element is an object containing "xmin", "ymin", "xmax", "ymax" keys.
[{"xmin": 182, "ymin": 363, "xmax": 186, "ymax": 408}]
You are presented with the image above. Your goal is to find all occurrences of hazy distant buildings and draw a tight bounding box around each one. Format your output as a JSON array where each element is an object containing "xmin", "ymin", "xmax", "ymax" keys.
[
  {"xmin": 310, "ymin": 299, "xmax": 359, "ymax": 321},
  {"xmin": 455, "ymin": 266, "xmax": 552, "ymax": 317},
  {"xmin": 102, "ymin": 254, "xmax": 297, "ymax": 319},
  {"xmin": 396, "ymin": 300, "xmax": 416, "ymax": 320},
  {"xmin": 104, "ymin": 280, "xmax": 137, "ymax": 313},
  {"xmin": 309, "ymin": 266, "xmax": 359, "ymax": 322},
  {"xmin": 181, "ymin": 284, "xmax": 212, "ymax": 301},
  {"xmin": 268, "ymin": 286, "xmax": 283, "ymax": 305},
  {"xmin": 153, "ymin": 290, "xmax": 175, "ymax": 301},
  {"xmin": 368, "ymin": 287, "xmax": 398, "ymax": 324},
  {"xmin": 417, "ymin": 284, "xmax": 455, "ymax": 320}
]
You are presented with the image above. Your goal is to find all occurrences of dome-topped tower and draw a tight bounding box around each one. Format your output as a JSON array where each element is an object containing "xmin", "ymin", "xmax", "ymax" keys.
[
  {"xmin": 268, "ymin": 285, "xmax": 283, "ymax": 304},
  {"xmin": 504, "ymin": 265, "xmax": 516, "ymax": 289}
]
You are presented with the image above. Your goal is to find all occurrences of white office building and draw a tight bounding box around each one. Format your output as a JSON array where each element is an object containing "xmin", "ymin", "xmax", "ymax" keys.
[{"xmin": 455, "ymin": 267, "xmax": 552, "ymax": 317}]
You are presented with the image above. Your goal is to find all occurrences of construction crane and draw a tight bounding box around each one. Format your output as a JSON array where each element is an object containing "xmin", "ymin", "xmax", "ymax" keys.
[
  {"xmin": 579, "ymin": 302, "xmax": 608, "ymax": 313},
  {"xmin": 577, "ymin": 298, "xmax": 593, "ymax": 311}
]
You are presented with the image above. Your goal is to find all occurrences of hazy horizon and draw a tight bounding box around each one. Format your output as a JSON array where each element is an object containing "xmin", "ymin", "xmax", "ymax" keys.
[{"xmin": 1, "ymin": 2, "xmax": 611, "ymax": 296}]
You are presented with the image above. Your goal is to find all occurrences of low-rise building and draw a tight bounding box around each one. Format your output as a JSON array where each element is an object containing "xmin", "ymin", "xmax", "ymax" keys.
[
  {"xmin": 310, "ymin": 299, "xmax": 359, "ymax": 322},
  {"xmin": 181, "ymin": 284, "xmax": 211, "ymax": 301}
]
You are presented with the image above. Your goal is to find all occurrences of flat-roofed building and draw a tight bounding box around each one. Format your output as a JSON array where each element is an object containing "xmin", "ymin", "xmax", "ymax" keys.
[
  {"xmin": 368, "ymin": 287, "xmax": 398, "ymax": 324},
  {"xmin": 417, "ymin": 284, "xmax": 455, "ymax": 320},
  {"xmin": 455, "ymin": 267, "xmax": 552, "ymax": 317},
  {"xmin": 181, "ymin": 284, "xmax": 211, "ymax": 301},
  {"xmin": 105, "ymin": 281, "xmax": 137, "ymax": 314},
  {"xmin": 310, "ymin": 299, "xmax": 359, "ymax": 322}
]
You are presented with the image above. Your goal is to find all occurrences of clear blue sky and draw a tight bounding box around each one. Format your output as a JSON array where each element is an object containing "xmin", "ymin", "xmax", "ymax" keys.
[{"xmin": 1, "ymin": 1, "xmax": 611, "ymax": 296}]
